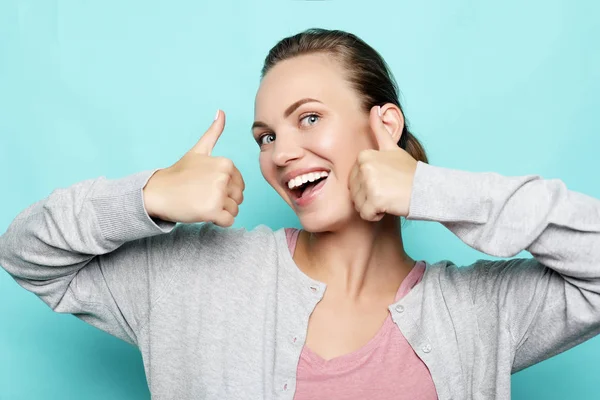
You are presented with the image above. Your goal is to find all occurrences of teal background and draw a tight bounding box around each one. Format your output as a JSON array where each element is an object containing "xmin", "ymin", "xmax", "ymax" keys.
[{"xmin": 1, "ymin": 0, "xmax": 599, "ymax": 398}]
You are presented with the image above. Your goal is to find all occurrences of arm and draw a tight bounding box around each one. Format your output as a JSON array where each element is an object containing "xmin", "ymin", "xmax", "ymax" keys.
[
  {"xmin": 0, "ymin": 170, "xmax": 178, "ymax": 344},
  {"xmin": 407, "ymin": 162, "xmax": 600, "ymax": 372},
  {"xmin": 0, "ymin": 112, "xmax": 244, "ymax": 345}
]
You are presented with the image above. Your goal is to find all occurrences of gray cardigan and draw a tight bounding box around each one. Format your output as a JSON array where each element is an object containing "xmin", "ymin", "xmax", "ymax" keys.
[{"xmin": 1, "ymin": 161, "xmax": 599, "ymax": 399}]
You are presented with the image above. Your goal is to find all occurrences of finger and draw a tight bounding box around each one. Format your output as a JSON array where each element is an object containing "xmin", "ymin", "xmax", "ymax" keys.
[
  {"xmin": 191, "ymin": 109, "xmax": 227, "ymax": 155},
  {"xmin": 228, "ymin": 185, "xmax": 244, "ymax": 205},
  {"xmin": 213, "ymin": 210, "xmax": 235, "ymax": 227},
  {"xmin": 361, "ymin": 196, "xmax": 385, "ymax": 221},
  {"xmin": 358, "ymin": 188, "xmax": 382, "ymax": 221},
  {"xmin": 223, "ymin": 197, "xmax": 239, "ymax": 217},
  {"xmin": 348, "ymin": 162, "xmax": 360, "ymax": 190},
  {"xmin": 371, "ymin": 212, "xmax": 385, "ymax": 222},
  {"xmin": 230, "ymin": 165, "xmax": 246, "ymax": 192},
  {"xmin": 349, "ymin": 174, "xmax": 362, "ymax": 203},
  {"xmin": 353, "ymin": 186, "xmax": 366, "ymax": 213},
  {"xmin": 369, "ymin": 106, "xmax": 398, "ymax": 151},
  {"xmin": 360, "ymin": 200, "xmax": 379, "ymax": 221}
]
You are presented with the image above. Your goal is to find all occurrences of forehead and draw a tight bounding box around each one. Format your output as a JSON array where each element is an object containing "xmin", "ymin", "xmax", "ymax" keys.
[{"xmin": 254, "ymin": 53, "xmax": 358, "ymax": 117}]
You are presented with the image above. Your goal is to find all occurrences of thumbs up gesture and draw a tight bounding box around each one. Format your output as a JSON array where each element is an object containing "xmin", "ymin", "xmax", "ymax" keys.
[
  {"xmin": 143, "ymin": 110, "xmax": 245, "ymax": 226},
  {"xmin": 349, "ymin": 106, "xmax": 418, "ymax": 221}
]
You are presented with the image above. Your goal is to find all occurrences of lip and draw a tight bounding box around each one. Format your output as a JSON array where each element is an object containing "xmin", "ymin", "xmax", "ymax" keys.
[
  {"xmin": 292, "ymin": 175, "xmax": 329, "ymax": 208},
  {"xmin": 281, "ymin": 167, "xmax": 331, "ymax": 188}
]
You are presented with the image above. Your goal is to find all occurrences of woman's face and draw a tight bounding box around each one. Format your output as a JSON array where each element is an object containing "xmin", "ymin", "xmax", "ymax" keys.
[{"xmin": 253, "ymin": 53, "xmax": 376, "ymax": 232}]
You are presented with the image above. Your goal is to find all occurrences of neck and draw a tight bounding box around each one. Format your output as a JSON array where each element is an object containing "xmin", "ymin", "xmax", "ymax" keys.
[{"xmin": 296, "ymin": 215, "xmax": 415, "ymax": 300}]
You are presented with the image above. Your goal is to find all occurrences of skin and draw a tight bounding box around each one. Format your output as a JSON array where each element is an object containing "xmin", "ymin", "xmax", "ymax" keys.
[
  {"xmin": 144, "ymin": 52, "xmax": 420, "ymax": 361},
  {"xmin": 253, "ymin": 53, "xmax": 417, "ymax": 359}
]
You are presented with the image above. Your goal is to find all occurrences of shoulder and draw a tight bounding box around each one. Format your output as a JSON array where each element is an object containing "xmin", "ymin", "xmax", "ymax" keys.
[
  {"xmin": 166, "ymin": 222, "xmax": 279, "ymax": 247},
  {"xmin": 423, "ymin": 257, "xmax": 547, "ymax": 304},
  {"xmin": 425, "ymin": 257, "xmax": 542, "ymax": 281},
  {"xmin": 163, "ymin": 223, "xmax": 284, "ymax": 268},
  {"xmin": 170, "ymin": 222, "xmax": 276, "ymax": 243}
]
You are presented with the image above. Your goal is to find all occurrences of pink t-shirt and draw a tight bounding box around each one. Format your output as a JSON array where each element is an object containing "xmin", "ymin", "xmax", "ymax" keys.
[{"xmin": 285, "ymin": 228, "xmax": 438, "ymax": 400}]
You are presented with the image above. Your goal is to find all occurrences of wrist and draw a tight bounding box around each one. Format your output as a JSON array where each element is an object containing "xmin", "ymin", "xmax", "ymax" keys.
[{"xmin": 142, "ymin": 169, "xmax": 166, "ymax": 220}]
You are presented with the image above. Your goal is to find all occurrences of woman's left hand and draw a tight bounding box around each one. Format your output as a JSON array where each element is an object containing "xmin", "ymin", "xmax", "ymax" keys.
[{"xmin": 349, "ymin": 106, "xmax": 418, "ymax": 221}]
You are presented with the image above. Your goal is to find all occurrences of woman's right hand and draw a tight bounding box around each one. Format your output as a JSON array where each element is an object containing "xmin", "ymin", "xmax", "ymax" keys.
[{"xmin": 143, "ymin": 110, "xmax": 245, "ymax": 226}]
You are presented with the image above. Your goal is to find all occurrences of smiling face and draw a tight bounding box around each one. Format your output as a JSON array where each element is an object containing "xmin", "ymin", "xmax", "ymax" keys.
[{"xmin": 253, "ymin": 53, "xmax": 376, "ymax": 232}]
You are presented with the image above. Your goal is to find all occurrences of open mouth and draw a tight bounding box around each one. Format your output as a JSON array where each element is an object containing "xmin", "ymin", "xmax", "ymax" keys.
[{"xmin": 287, "ymin": 171, "xmax": 329, "ymax": 201}]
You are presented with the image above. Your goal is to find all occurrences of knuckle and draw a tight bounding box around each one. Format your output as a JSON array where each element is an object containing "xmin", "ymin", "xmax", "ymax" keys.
[
  {"xmin": 357, "ymin": 151, "xmax": 371, "ymax": 164},
  {"xmin": 224, "ymin": 214, "xmax": 235, "ymax": 227},
  {"xmin": 214, "ymin": 172, "xmax": 230, "ymax": 188},
  {"xmin": 206, "ymin": 201, "xmax": 222, "ymax": 216},
  {"xmin": 371, "ymin": 191, "xmax": 384, "ymax": 207},
  {"xmin": 360, "ymin": 162, "xmax": 375, "ymax": 175},
  {"xmin": 214, "ymin": 157, "xmax": 234, "ymax": 171},
  {"xmin": 354, "ymin": 202, "xmax": 362, "ymax": 213},
  {"xmin": 360, "ymin": 209, "xmax": 372, "ymax": 221},
  {"xmin": 362, "ymin": 175, "xmax": 377, "ymax": 192}
]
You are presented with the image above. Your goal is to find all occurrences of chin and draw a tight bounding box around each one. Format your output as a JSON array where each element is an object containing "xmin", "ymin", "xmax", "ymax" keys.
[{"xmin": 296, "ymin": 206, "xmax": 356, "ymax": 233}]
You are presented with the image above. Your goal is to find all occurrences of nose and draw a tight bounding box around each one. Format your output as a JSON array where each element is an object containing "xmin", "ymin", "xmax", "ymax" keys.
[{"xmin": 271, "ymin": 133, "xmax": 304, "ymax": 167}]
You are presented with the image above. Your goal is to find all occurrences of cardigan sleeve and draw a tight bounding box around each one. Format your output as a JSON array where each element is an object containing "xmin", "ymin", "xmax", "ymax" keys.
[
  {"xmin": 0, "ymin": 171, "xmax": 180, "ymax": 345},
  {"xmin": 407, "ymin": 161, "xmax": 600, "ymax": 372}
]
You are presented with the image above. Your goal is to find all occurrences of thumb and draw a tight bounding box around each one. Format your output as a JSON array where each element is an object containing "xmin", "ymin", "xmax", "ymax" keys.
[
  {"xmin": 369, "ymin": 106, "xmax": 398, "ymax": 151},
  {"xmin": 191, "ymin": 109, "xmax": 226, "ymax": 155}
]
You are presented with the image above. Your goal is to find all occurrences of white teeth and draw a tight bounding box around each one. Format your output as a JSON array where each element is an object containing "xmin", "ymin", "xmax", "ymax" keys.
[{"xmin": 287, "ymin": 171, "xmax": 329, "ymax": 189}]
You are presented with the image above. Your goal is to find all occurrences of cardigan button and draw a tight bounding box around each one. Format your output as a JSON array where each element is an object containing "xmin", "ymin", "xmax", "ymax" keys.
[
  {"xmin": 395, "ymin": 304, "xmax": 404, "ymax": 313},
  {"xmin": 422, "ymin": 344, "xmax": 432, "ymax": 353}
]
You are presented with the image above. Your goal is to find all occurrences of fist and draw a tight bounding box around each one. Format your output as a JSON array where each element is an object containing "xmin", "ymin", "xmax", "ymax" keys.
[
  {"xmin": 143, "ymin": 110, "xmax": 245, "ymax": 226},
  {"xmin": 349, "ymin": 106, "xmax": 418, "ymax": 221}
]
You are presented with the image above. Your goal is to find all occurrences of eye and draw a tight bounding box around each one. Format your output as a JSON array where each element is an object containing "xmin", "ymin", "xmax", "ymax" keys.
[
  {"xmin": 259, "ymin": 133, "xmax": 276, "ymax": 146},
  {"xmin": 299, "ymin": 113, "xmax": 320, "ymax": 127}
]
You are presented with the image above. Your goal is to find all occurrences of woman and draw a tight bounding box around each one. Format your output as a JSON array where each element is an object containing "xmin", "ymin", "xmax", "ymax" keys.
[{"xmin": 1, "ymin": 28, "xmax": 599, "ymax": 400}]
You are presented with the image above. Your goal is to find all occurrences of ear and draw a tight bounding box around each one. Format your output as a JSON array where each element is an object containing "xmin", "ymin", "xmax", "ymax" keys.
[{"xmin": 379, "ymin": 104, "xmax": 405, "ymax": 144}]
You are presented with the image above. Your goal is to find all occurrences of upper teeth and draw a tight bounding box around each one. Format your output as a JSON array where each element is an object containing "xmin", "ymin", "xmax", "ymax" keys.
[{"xmin": 287, "ymin": 171, "xmax": 329, "ymax": 189}]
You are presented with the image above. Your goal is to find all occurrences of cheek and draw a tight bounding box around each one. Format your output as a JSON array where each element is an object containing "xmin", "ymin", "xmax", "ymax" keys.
[
  {"xmin": 311, "ymin": 125, "xmax": 368, "ymax": 175},
  {"xmin": 259, "ymin": 152, "xmax": 282, "ymax": 191},
  {"xmin": 313, "ymin": 115, "xmax": 370, "ymax": 154},
  {"xmin": 313, "ymin": 126, "xmax": 339, "ymax": 152},
  {"xmin": 258, "ymin": 153, "xmax": 272, "ymax": 182}
]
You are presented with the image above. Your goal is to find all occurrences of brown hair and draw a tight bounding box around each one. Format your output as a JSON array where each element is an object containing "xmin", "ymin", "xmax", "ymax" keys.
[{"xmin": 261, "ymin": 28, "xmax": 428, "ymax": 164}]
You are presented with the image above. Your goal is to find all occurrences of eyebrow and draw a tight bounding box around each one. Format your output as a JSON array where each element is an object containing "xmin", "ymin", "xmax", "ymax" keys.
[{"xmin": 251, "ymin": 98, "xmax": 323, "ymax": 131}]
